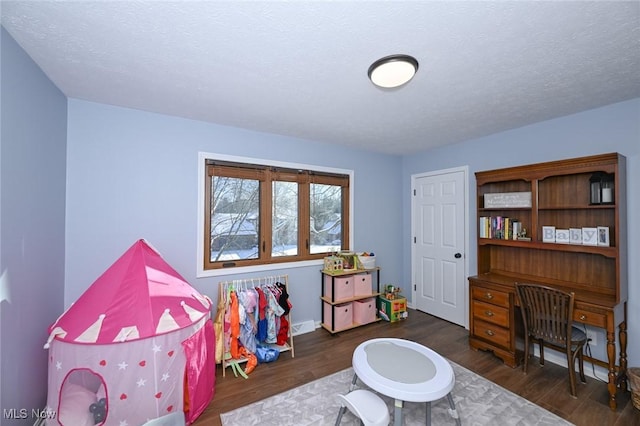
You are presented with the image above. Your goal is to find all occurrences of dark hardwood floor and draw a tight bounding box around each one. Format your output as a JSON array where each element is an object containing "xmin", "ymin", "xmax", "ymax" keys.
[{"xmin": 194, "ymin": 309, "xmax": 638, "ymax": 426}]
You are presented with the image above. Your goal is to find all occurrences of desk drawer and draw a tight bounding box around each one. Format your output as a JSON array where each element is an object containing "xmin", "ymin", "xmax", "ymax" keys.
[
  {"xmin": 473, "ymin": 300, "xmax": 509, "ymax": 327},
  {"xmin": 574, "ymin": 308, "xmax": 607, "ymax": 328},
  {"xmin": 472, "ymin": 287, "xmax": 510, "ymax": 308},
  {"xmin": 473, "ymin": 319, "xmax": 510, "ymax": 348}
]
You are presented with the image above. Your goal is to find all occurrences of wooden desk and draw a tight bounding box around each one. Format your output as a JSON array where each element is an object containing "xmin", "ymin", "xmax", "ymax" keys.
[
  {"xmin": 469, "ymin": 273, "xmax": 628, "ymax": 411},
  {"xmin": 470, "ymin": 153, "xmax": 628, "ymax": 411}
]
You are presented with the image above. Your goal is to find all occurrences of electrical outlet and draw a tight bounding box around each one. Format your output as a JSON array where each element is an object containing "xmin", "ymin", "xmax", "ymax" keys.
[{"xmin": 586, "ymin": 329, "xmax": 597, "ymax": 346}]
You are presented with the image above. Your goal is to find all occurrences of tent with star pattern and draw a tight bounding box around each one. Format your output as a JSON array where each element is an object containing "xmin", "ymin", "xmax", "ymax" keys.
[{"xmin": 43, "ymin": 239, "xmax": 215, "ymax": 426}]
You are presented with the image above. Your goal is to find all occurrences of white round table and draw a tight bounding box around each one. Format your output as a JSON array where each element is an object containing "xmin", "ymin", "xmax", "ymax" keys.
[{"xmin": 351, "ymin": 338, "xmax": 461, "ymax": 426}]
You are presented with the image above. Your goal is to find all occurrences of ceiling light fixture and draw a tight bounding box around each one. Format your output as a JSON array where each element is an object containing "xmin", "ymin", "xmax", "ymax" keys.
[{"xmin": 368, "ymin": 54, "xmax": 419, "ymax": 89}]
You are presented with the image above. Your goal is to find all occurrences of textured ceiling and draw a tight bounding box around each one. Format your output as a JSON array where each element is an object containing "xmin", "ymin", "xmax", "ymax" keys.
[{"xmin": 2, "ymin": 1, "xmax": 639, "ymax": 155}]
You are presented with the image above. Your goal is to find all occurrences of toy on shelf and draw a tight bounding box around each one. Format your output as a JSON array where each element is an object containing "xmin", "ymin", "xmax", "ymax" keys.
[
  {"xmin": 324, "ymin": 251, "xmax": 377, "ymax": 272},
  {"xmin": 384, "ymin": 284, "xmax": 401, "ymax": 300},
  {"xmin": 338, "ymin": 252, "xmax": 359, "ymax": 270},
  {"xmin": 357, "ymin": 252, "xmax": 376, "ymax": 269},
  {"xmin": 324, "ymin": 255, "xmax": 344, "ymax": 272}
]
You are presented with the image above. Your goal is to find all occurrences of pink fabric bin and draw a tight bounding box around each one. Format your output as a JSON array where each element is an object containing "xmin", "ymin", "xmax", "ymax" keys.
[
  {"xmin": 353, "ymin": 297, "xmax": 377, "ymax": 324},
  {"xmin": 323, "ymin": 301, "xmax": 353, "ymax": 331},
  {"xmin": 324, "ymin": 275, "xmax": 354, "ymax": 301},
  {"xmin": 353, "ymin": 274, "xmax": 372, "ymax": 296}
]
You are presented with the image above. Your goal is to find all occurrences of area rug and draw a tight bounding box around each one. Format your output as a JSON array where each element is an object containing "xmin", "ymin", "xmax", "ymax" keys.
[{"xmin": 220, "ymin": 361, "xmax": 574, "ymax": 425}]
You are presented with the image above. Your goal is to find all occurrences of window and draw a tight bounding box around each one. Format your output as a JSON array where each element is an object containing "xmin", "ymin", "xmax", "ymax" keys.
[{"xmin": 203, "ymin": 157, "xmax": 351, "ymax": 271}]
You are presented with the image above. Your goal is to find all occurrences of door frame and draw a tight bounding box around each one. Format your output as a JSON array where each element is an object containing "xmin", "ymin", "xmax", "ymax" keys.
[{"xmin": 410, "ymin": 165, "xmax": 470, "ymax": 329}]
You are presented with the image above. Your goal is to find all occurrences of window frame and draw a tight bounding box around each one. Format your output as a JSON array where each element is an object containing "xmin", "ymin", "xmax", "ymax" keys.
[{"xmin": 197, "ymin": 152, "xmax": 354, "ymax": 277}]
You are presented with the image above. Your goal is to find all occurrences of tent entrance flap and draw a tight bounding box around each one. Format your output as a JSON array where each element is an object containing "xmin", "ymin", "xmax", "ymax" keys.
[{"xmin": 59, "ymin": 368, "xmax": 107, "ymax": 425}]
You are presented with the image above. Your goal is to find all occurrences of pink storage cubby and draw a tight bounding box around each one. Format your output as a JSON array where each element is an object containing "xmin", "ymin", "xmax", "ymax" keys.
[
  {"xmin": 323, "ymin": 301, "xmax": 353, "ymax": 331},
  {"xmin": 324, "ymin": 275, "xmax": 354, "ymax": 301},
  {"xmin": 353, "ymin": 297, "xmax": 377, "ymax": 324},
  {"xmin": 353, "ymin": 273, "xmax": 372, "ymax": 296}
]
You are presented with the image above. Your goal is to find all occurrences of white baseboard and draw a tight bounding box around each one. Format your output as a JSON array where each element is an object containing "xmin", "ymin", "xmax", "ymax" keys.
[{"xmin": 291, "ymin": 320, "xmax": 317, "ymax": 336}]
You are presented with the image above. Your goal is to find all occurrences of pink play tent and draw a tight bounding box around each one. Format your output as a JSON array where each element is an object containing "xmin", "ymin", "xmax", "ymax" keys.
[{"xmin": 44, "ymin": 239, "xmax": 215, "ymax": 426}]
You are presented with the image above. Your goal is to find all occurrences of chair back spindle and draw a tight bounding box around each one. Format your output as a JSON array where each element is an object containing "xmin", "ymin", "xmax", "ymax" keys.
[
  {"xmin": 515, "ymin": 283, "xmax": 587, "ymax": 397},
  {"xmin": 518, "ymin": 285, "xmax": 574, "ymax": 347}
]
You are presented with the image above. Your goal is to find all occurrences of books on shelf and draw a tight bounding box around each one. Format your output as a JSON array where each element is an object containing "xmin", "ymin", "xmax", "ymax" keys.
[
  {"xmin": 512, "ymin": 221, "xmax": 521, "ymax": 240},
  {"xmin": 479, "ymin": 216, "xmax": 521, "ymax": 240}
]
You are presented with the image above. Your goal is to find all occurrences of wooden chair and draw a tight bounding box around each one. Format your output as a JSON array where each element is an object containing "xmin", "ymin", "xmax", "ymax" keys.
[{"xmin": 515, "ymin": 283, "xmax": 587, "ymax": 397}]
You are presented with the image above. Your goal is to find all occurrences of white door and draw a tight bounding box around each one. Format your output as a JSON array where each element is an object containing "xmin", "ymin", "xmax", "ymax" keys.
[{"xmin": 412, "ymin": 167, "xmax": 467, "ymax": 327}]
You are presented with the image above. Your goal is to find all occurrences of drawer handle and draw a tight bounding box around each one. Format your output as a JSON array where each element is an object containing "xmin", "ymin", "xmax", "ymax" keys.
[
  {"xmin": 485, "ymin": 292, "xmax": 493, "ymax": 300},
  {"xmin": 485, "ymin": 329, "xmax": 495, "ymax": 337},
  {"xmin": 579, "ymin": 314, "xmax": 587, "ymax": 321},
  {"xmin": 484, "ymin": 310, "xmax": 494, "ymax": 317}
]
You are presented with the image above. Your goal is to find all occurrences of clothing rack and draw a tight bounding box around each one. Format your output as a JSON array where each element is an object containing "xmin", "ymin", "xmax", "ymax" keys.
[{"xmin": 217, "ymin": 274, "xmax": 294, "ymax": 377}]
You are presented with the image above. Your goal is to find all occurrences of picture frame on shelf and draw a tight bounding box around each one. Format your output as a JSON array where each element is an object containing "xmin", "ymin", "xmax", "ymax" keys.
[
  {"xmin": 484, "ymin": 192, "xmax": 532, "ymax": 208},
  {"xmin": 597, "ymin": 226, "xmax": 610, "ymax": 246},
  {"xmin": 582, "ymin": 227, "xmax": 598, "ymax": 246},
  {"xmin": 542, "ymin": 226, "xmax": 556, "ymax": 243}
]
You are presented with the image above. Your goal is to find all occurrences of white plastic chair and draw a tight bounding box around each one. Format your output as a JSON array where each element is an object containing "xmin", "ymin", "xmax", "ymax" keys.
[
  {"xmin": 141, "ymin": 412, "xmax": 185, "ymax": 426},
  {"xmin": 335, "ymin": 389, "xmax": 390, "ymax": 426}
]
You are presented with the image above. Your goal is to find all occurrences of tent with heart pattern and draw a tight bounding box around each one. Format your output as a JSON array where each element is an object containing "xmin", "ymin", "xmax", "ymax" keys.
[{"xmin": 43, "ymin": 239, "xmax": 215, "ymax": 426}]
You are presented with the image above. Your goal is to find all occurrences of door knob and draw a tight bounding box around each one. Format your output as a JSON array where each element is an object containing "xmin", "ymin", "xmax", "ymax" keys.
[{"xmin": 454, "ymin": 253, "xmax": 462, "ymax": 259}]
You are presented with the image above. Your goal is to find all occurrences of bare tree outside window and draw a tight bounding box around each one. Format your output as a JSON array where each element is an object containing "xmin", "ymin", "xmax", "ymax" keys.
[
  {"xmin": 211, "ymin": 176, "xmax": 259, "ymax": 261},
  {"xmin": 272, "ymin": 180, "xmax": 298, "ymax": 257},
  {"xmin": 203, "ymin": 159, "xmax": 350, "ymax": 270},
  {"xmin": 310, "ymin": 183, "xmax": 342, "ymax": 254}
]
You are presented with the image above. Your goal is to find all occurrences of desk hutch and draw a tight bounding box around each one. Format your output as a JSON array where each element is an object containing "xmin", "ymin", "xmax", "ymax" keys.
[{"xmin": 468, "ymin": 153, "xmax": 627, "ymax": 410}]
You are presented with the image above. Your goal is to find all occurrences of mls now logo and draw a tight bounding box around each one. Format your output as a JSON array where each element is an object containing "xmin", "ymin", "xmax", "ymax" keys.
[
  {"xmin": 3, "ymin": 408, "xmax": 56, "ymax": 420},
  {"xmin": 32, "ymin": 408, "xmax": 57, "ymax": 420},
  {"xmin": 3, "ymin": 409, "xmax": 28, "ymax": 419}
]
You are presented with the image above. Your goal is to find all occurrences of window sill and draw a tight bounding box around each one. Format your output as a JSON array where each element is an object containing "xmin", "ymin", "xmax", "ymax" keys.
[{"xmin": 196, "ymin": 258, "xmax": 324, "ymax": 278}]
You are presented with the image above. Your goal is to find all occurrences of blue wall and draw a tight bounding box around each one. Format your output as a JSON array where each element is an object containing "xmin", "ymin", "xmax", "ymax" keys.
[
  {"xmin": 0, "ymin": 28, "xmax": 67, "ymax": 423},
  {"xmin": 402, "ymin": 98, "xmax": 640, "ymax": 365},
  {"xmin": 65, "ymin": 100, "xmax": 403, "ymax": 329}
]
